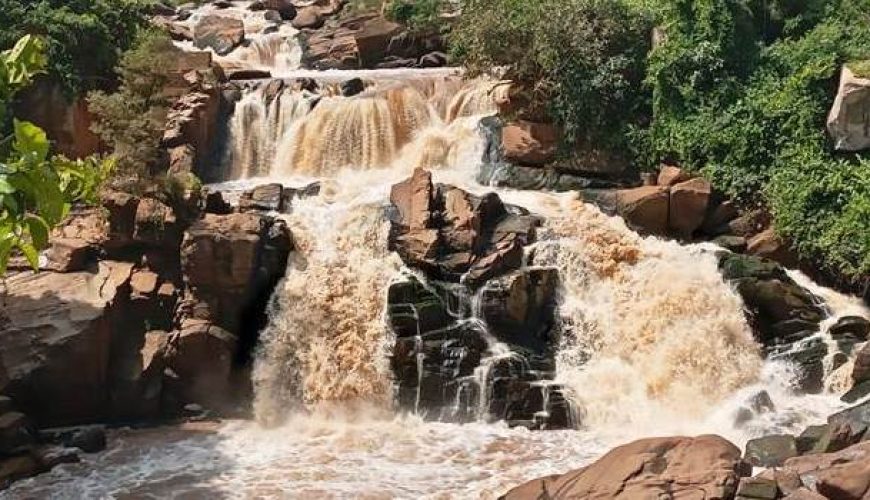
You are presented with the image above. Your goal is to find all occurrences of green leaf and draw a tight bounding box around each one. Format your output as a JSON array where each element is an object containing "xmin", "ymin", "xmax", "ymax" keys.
[
  {"xmin": 13, "ymin": 120, "xmax": 49, "ymax": 162},
  {"xmin": 18, "ymin": 241, "xmax": 39, "ymax": 270},
  {"xmin": 25, "ymin": 215, "xmax": 50, "ymax": 250},
  {"xmin": 0, "ymin": 177, "xmax": 13, "ymax": 194}
]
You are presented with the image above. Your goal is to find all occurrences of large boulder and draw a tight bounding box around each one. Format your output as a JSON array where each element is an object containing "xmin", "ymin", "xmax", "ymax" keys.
[
  {"xmin": 0, "ymin": 262, "xmax": 134, "ymax": 426},
  {"xmin": 827, "ymin": 64, "xmax": 870, "ymax": 152},
  {"xmin": 480, "ymin": 268, "xmax": 559, "ymax": 351},
  {"xmin": 501, "ymin": 435, "xmax": 749, "ymax": 499},
  {"xmin": 193, "ymin": 15, "xmax": 245, "ymax": 55},
  {"xmin": 501, "ymin": 121, "xmax": 559, "ymax": 167},
  {"xmin": 612, "ymin": 185, "xmax": 670, "ymax": 236},
  {"xmin": 744, "ymin": 434, "xmax": 799, "ymax": 467},
  {"xmin": 668, "ymin": 177, "xmax": 711, "ymax": 237},
  {"xmin": 163, "ymin": 320, "xmax": 238, "ymax": 412}
]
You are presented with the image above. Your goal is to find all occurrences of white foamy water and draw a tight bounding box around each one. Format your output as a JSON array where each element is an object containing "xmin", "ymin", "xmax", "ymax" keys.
[{"xmin": 8, "ymin": 52, "xmax": 869, "ymax": 497}]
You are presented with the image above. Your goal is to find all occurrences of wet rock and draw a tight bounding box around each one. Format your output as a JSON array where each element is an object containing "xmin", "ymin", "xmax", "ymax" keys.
[
  {"xmin": 259, "ymin": 0, "xmax": 296, "ymax": 20},
  {"xmin": 389, "ymin": 169, "xmax": 536, "ymax": 287},
  {"xmin": 657, "ymin": 165, "xmax": 690, "ymax": 186},
  {"xmin": 748, "ymin": 227, "xmax": 797, "ymax": 267},
  {"xmin": 501, "ymin": 121, "xmax": 558, "ymax": 167},
  {"xmin": 726, "ymin": 209, "xmax": 768, "ymax": 237},
  {"xmin": 669, "ymin": 177, "xmax": 711, "ymax": 237},
  {"xmin": 842, "ymin": 380, "xmax": 870, "ymax": 404},
  {"xmin": 0, "ymin": 262, "xmax": 134, "ymax": 426},
  {"xmin": 40, "ymin": 425, "xmax": 107, "ymax": 454},
  {"xmin": 477, "ymin": 161, "xmax": 620, "ymax": 192},
  {"xmin": 386, "ymin": 277, "xmax": 452, "ymax": 339},
  {"xmin": 239, "ymin": 183, "xmax": 285, "ymax": 212},
  {"xmin": 418, "ymin": 51, "xmax": 448, "ymax": 68},
  {"xmin": 831, "ymin": 316, "xmax": 870, "ymax": 343},
  {"xmin": 703, "ymin": 200, "xmax": 739, "ymax": 235},
  {"xmin": 193, "ymin": 15, "xmax": 245, "ymax": 56},
  {"xmin": 0, "ymin": 412, "xmax": 34, "ymax": 455},
  {"xmin": 33, "ymin": 445, "xmax": 79, "ymax": 469},
  {"xmin": 718, "ymin": 253, "xmax": 825, "ymax": 345},
  {"xmin": 501, "ymin": 435, "xmax": 749, "ymax": 500},
  {"xmin": 827, "ymin": 398, "xmax": 870, "ymax": 444},
  {"xmin": 828, "ymin": 64, "xmax": 870, "ymax": 152},
  {"xmin": 713, "ymin": 235, "xmax": 748, "ymax": 253},
  {"xmin": 736, "ymin": 476, "xmax": 778, "ymax": 499},
  {"xmin": 340, "ymin": 77, "xmax": 365, "ymax": 97},
  {"xmin": 613, "ymin": 185, "xmax": 670, "ymax": 236},
  {"xmin": 768, "ymin": 338, "xmax": 827, "ymax": 393},
  {"xmin": 853, "ymin": 342, "xmax": 870, "ymax": 385},
  {"xmin": 744, "ymin": 434, "xmax": 798, "ymax": 467},
  {"xmin": 0, "ymin": 455, "xmax": 41, "ymax": 489},
  {"xmin": 226, "ymin": 69, "xmax": 271, "ymax": 80},
  {"xmin": 203, "ymin": 189, "xmax": 233, "ymax": 215},
  {"xmin": 480, "ymin": 268, "xmax": 559, "ymax": 351}
]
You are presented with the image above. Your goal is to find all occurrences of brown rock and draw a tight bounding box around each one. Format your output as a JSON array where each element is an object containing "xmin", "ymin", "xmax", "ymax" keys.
[
  {"xmin": 501, "ymin": 121, "xmax": 559, "ymax": 167},
  {"xmin": 0, "ymin": 262, "xmax": 134, "ymax": 426},
  {"xmin": 239, "ymin": 183, "xmax": 285, "ymax": 212},
  {"xmin": 354, "ymin": 17, "xmax": 402, "ymax": 67},
  {"xmin": 736, "ymin": 476, "xmax": 778, "ymax": 499},
  {"xmin": 853, "ymin": 342, "xmax": 870, "ymax": 384},
  {"xmin": 193, "ymin": 15, "xmax": 244, "ymax": 55},
  {"xmin": 164, "ymin": 320, "xmax": 237, "ymax": 410},
  {"xmin": 669, "ymin": 177, "xmax": 712, "ymax": 236},
  {"xmin": 134, "ymin": 198, "xmax": 178, "ymax": 247},
  {"xmin": 782, "ymin": 489, "xmax": 827, "ymax": 500},
  {"xmin": 783, "ymin": 441, "xmax": 870, "ymax": 500},
  {"xmin": 501, "ymin": 435, "xmax": 748, "ymax": 500},
  {"xmin": 703, "ymin": 200, "xmax": 739, "ymax": 235},
  {"xmin": 748, "ymin": 228, "xmax": 797, "ymax": 267},
  {"xmin": 292, "ymin": 7, "xmax": 324, "ymax": 29},
  {"xmin": 658, "ymin": 165, "xmax": 690, "ymax": 186},
  {"xmin": 42, "ymin": 238, "xmax": 94, "ymax": 273},
  {"xmin": 390, "ymin": 168, "xmax": 435, "ymax": 231},
  {"xmin": 614, "ymin": 185, "xmax": 670, "ymax": 236}
]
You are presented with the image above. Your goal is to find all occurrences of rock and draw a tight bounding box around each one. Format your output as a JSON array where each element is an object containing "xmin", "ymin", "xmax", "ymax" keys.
[
  {"xmin": 744, "ymin": 434, "xmax": 798, "ymax": 467},
  {"xmin": 843, "ymin": 380, "xmax": 870, "ymax": 404},
  {"xmin": 33, "ymin": 445, "xmax": 79, "ymax": 469},
  {"xmin": 827, "ymin": 64, "xmax": 870, "ymax": 152},
  {"xmin": 386, "ymin": 278, "xmax": 453, "ymax": 339},
  {"xmin": 203, "ymin": 189, "xmax": 233, "ymax": 215},
  {"xmin": 149, "ymin": 2, "xmax": 176, "ymax": 16},
  {"xmin": 657, "ymin": 165, "xmax": 690, "ymax": 186},
  {"xmin": 736, "ymin": 477, "xmax": 778, "ymax": 499},
  {"xmin": 783, "ymin": 489, "xmax": 827, "ymax": 500},
  {"xmin": 193, "ymin": 15, "xmax": 245, "ymax": 56},
  {"xmin": 134, "ymin": 198, "xmax": 180, "ymax": 248},
  {"xmin": 42, "ymin": 238, "xmax": 94, "ymax": 272},
  {"xmin": 181, "ymin": 213, "xmax": 292, "ymax": 333},
  {"xmin": 480, "ymin": 268, "xmax": 559, "ymax": 351},
  {"xmin": 713, "ymin": 235, "xmax": 748, "ymax": 253},
  {"xmin": 40, "ymin": 425, "xmax": 107, "ymax": 454},
  {"xmin": 832, "ymin": 316, "xmax": 870, "ymax": 343},
  {"xmin": 418, "ymin": 51, "xmax": 448, "ymax": 68},
  {"xmin": 853, "ymin": 342, "xmax": 870, "ymax": 384},
  {"xmin": 827, "ymin": 399, "xmax": 870, "ymax": 444},
  {"xmin": 239, "ymin": 183, "xmax": 285, "ymax": 212},
  {"xmin": 260, "ymin": 0, "xmax": 296, "ymax": 20},
  {"xmin": 164, "ymin": 320, "xmax": 237, "ymax": 411},
  {"xmin": 782, "ymin": 441, "xmax": 870, "ymax": 500},
  {"xmin": 162, "ymin": 85, "xmax": 221, "ymax": 175},
  {"xmin": 501, "ymin": 435, "xmax": 749, "ymax": 500},
  {"xmin": 747, "ymin": 228, "xmax": 797, "ymax": 267},
  {"xmin": 291, "ymin": 7, "xmax": 324, "ymax": 29},
  {"xmin": 613, "ymin": 185, "xmax": 670, "ymax": 236},
  {"xmin": 703, "ymin": 200, "xmax": 739, "ymax": 235},
  {"xmin": 0, "ymin": 262, "xmax": 134, "ymax": 426},
  {"xmin": 718, "ymin": 253, "xmax": 825, "ymax": 346},
  {"xmin": 0, "ymin": 455, "xmax": 41, "ymax": 489},
  {"xmin": 225, "ymin": 69, "xmax": 272, "ymax": 80},
  {"xmin": 501, "ymin": 121, "xmax": 559, "ymax": 167},
  {"xmin": 340, "ymin": 77, "xmax": 365, "ymax": 97},
  {"xmin": 0, "ymin": 412, "xmax": 34, "ymax": 454},
  {"xmin": 669, "ymin": 177, "xmax": 712, "ymax": 236},
  {"xmin": 354, "ymin": 17, "xmax": 402, "ymax": 67},
  {"xmin": 726, "ymin": 209, "xmax": 768, "ymax": 237}
]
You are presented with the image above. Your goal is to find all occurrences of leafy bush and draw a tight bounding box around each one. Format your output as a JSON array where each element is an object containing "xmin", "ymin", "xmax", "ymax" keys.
[
  {"xmin": 451, "ymin": 0, "xmax": 653, "ymax": 153},
  {"xmin": 88, "ymin": 29, "xmax": 176, "ymax": 183},
  {"xmin": 384, "ymin": 0, "xmax": 445, "ymax": 34},
  {"xmin": 1, "ymin": 36, "xmax": 113, "ymax": 273},
  {"xmin": 0, "ymin": 0, "xmax": 153, "ymax": 94},
  {"xmin": 642, "ymin": 0, "xmax": 870, "ymax": 279}
]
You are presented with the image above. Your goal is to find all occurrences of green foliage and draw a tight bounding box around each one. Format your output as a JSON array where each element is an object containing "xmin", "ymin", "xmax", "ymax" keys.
[
  {"xmin": 88, "ymin": 28, "xmax": 176, "ymax": 182},
  {"xmin": 642, "ymin": 0, "xmax": 870, "ymax": 279},
  {"xmin": 1, "ymin": 36, "xmax": 113, "ymax": 273},
  {"xmin": 0, "ymin": 0, "xmax": 153, "ymax": 94},
  {"xmin": 384, "ymin": 0, "xmax": 444, "ymax": 34},
  {"xmin": 452, "ymin": 0, "xmax": 653, "ymax": 152}
]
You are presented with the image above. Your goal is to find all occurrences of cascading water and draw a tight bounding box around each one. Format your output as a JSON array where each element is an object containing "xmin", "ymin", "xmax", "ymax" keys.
[{"xmin": 9, "ymin": 7, "xmax": 870, "ymax": 496}]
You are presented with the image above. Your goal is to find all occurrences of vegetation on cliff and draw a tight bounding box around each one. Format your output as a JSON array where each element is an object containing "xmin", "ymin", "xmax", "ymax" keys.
[
  {"xmin": 0, "ymin": 0, "xmax": 154, "ymax": 94},
  {"xmin": 452, "ymin": 0, "xmax": 870, "ymax": 282}
]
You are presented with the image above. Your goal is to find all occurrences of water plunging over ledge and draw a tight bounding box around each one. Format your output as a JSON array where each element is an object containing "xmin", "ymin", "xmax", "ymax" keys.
[{"xmin": 8, "ymin": 3, "xmax": 870, "ymax": 496}]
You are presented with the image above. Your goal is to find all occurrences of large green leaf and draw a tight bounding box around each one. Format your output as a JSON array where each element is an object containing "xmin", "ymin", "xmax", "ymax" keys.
[
  {"xmin": 25, "ymin": 214, "xmax": 50, "ymax": 250},
  {"xmin": 13, "ymin": 120, "xmax": 49, "ymax": 162}
]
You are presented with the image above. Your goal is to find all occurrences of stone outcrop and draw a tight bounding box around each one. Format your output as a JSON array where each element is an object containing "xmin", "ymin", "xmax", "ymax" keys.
[
  {"xmin": 501, "ymin": 435, "xmax": 749, "ymax": 499},
  {"xmin": 388, "ymin": 168, "xmax": 538, "ymax": 288},
  {"xmin": 193, "ymin": 15, "xmax": 245, "ymax": 55},
  {"xmin": 162, "ymin": 72, "xmax": 222, "ymax": 177},
  {"xmin": 501, "ymin": 121, "xmax": 559, "ymax": 167},
  {"xmin": 827, "ymin": 64, "xmax": 870, "ymax": 152},
  {"xmin": 611, "ymin": 185, "xmax": 670, "ymax": 235},
  {"xmin": 669, "ymin": 176, "xmax": 712, "ymax": 236}
]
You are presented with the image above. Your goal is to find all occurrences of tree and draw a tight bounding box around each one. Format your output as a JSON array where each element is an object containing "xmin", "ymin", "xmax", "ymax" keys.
[{"xmin": 0, "ymin": 35, "xmax": 113, "ymax": 274}]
